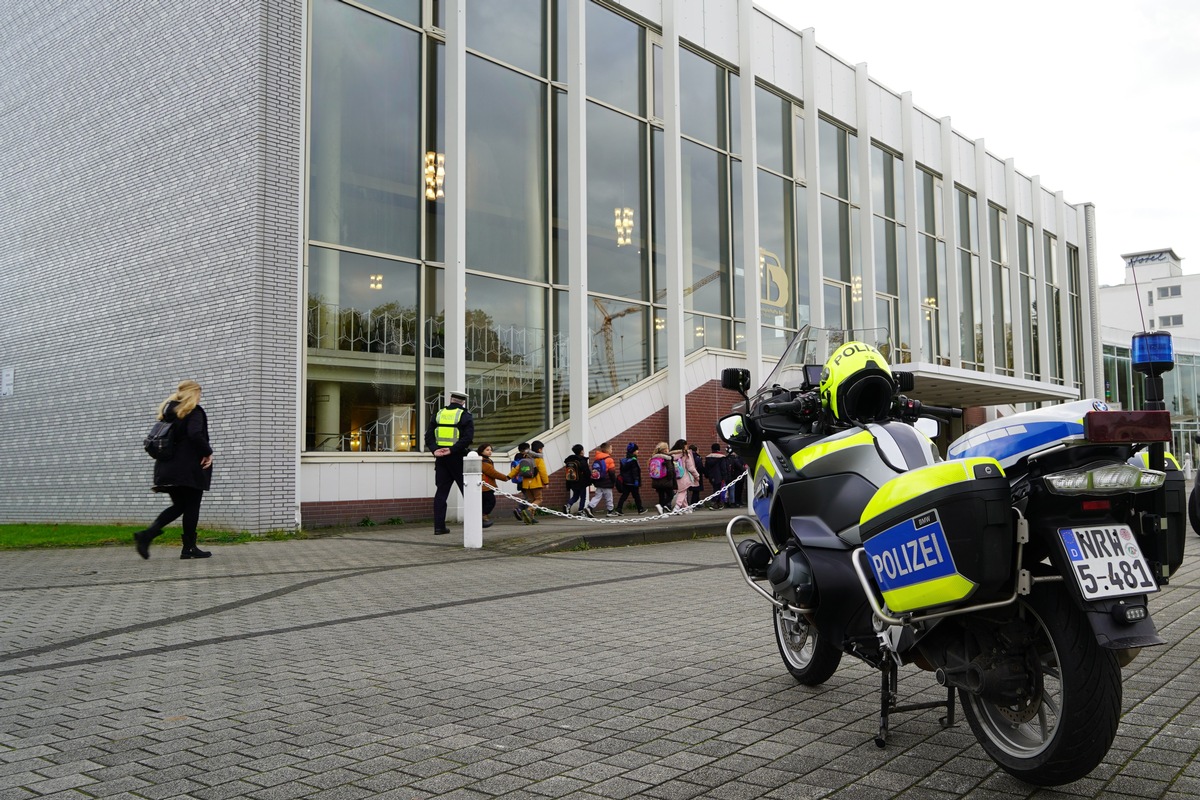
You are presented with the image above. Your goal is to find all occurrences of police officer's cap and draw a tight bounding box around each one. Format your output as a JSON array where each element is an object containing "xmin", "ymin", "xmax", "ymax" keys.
[{"xmin": 449, "ymin": 391, "xmax": 468, "ymax": 403}]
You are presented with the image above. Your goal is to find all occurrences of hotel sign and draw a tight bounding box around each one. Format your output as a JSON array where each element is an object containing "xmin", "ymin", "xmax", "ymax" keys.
[{"xmin": 1126, "ymin": 251, "xmax": 1169, "ymax": 267}]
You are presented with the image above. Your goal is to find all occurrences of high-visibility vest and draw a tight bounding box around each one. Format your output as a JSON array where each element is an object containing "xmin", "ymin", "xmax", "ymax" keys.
[{"xmin": 433, "ymin": 407, "xmax": 464, "ymax": 448}]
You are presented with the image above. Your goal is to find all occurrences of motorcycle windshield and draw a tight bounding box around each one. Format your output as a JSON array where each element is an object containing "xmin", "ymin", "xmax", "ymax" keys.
[{"xmin": 754, "ymin": 326, "xmax": 892, "ymax": 404}]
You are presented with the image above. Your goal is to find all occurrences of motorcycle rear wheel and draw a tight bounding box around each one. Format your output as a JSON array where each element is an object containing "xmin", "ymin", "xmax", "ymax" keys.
[
  {"xmin": 959, "ymin": 585, "xmax": 1121, "ymax": 787},
  {"xmin": 773, "ymin": 607, "xmax": 841, "ymax": 685}
]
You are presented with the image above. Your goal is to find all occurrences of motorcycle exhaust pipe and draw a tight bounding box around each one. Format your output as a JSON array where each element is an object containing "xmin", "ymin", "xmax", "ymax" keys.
[{"xmin": 736, "ymin": 538, "xmax": 772, "ymax": 580}]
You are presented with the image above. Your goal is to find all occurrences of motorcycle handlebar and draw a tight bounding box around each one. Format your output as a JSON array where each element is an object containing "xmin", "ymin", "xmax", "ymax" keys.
[{"xmin": 893, "ymin": 395, "xmax": 962, "ymax": 420}]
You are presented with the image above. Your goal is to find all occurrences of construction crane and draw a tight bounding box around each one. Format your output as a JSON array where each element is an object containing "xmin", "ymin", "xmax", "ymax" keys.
[{"xmin": 592, "ymin": 268, "xmax": 724, "ymax": 391}]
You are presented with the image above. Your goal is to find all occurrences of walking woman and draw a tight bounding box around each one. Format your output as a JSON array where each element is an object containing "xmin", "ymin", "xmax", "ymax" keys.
[{"xmin": 134, "ymin": 380, "xmax": 214, "ymax": 559}]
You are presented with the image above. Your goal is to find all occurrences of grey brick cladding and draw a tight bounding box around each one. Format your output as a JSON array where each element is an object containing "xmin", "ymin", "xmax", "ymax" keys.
[{"xmin": 0, "ymin": 0, "xmax": 302, "ymax": 532}]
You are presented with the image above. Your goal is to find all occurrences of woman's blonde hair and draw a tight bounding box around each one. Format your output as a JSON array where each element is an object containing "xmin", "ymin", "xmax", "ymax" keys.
[
  {"xmin": 655, "ymin": 441, "xmax": 669, "ymax": 454},
  {"xmin": 159, "ymin": 380, "xmax": 202, "ymax": 420}
]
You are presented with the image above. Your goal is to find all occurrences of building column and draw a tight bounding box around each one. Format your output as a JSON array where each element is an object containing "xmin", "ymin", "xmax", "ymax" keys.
[
  {"xmin": 975, "ymin": 137, "xmax": 995, "ymax": 374},
  {"xmin": 567, "ymin": 0, "xmax": 590, "ymax": 449},
  {"xmin": 801, "ymin": 29, "xmax": 822, "ymax": 330},
  {"xmin": 738, "ymin": 0, "xmax": 763, "ymax": 385},
  {"xmin": 855, "ymin": 63, "xmax": 877, "ymax": 333},
  {"xmin": 444, "ymin": 0, "xmax": 467, "ymax": 402},
  {"xmin": 663, "ymin": 0, "xmax": 686, "ymax": 441},
  {"xmin": 900, "ymin": 93, "xmax": 920, "ymax": 361},
  {"xmin": 940, "ymin": 116, "xmax": 960, "ymax": 365}
]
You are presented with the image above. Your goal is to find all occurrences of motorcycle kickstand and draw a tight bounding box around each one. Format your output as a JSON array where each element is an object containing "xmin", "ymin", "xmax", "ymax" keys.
[{"xmin": 875, "ymin": 658, "xmax": 958, "ymax": 748}]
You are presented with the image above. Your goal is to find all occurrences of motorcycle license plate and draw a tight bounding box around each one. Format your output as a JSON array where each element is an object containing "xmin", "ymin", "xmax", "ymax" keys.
[{"xmin": 1058, "ymin": 525, "xmax": 1158, "ymax": 600}]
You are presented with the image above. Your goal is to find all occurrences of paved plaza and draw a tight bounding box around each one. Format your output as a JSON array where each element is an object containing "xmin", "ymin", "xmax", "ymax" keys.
[{"xmin": 3, "ymin": 517, "xmax": 1200, "ymax": 799}]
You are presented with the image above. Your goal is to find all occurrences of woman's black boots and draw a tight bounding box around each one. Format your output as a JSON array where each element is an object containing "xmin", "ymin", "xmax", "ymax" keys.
[{"xmin": 180, "ymin": 533, "xmax": 212, "ymax": 559}]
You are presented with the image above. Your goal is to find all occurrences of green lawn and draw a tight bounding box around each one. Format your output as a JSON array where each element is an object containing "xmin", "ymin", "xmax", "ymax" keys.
[{"xmin": 0, "ymin": 524, "xmax": 303, "ymax": 550}]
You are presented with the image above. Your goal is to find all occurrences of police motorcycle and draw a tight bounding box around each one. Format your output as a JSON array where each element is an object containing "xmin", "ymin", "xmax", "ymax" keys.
[{"xmin": 718, "ymin": 326, "xmax": 1179, "ymax": 786}]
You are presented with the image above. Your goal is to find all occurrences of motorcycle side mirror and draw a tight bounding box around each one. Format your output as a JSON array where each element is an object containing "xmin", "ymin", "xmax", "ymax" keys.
[
  {"xmin": 894, "ymin": 371, "xmax": 915, "ymax": 392},
  {"xmin": 721, "ymin": 368, "xmax": 752, "ymax": 395},
  {"xmin": 718, "ymin": 414, "xmax": 752, "ymax": 446},
  {"xmin": 915, "ymin": 417, "xmax": 941, "ymax": 439}
]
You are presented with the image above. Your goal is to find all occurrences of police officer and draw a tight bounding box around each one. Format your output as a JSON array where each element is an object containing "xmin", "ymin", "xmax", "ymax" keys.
[{"xmin": 423, "ymin": 390, "xmax": 475, "ymax": 535}]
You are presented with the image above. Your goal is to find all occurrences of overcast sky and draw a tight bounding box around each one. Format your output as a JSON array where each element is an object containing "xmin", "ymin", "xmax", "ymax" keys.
[{"xmin": 754, "ymin": 0, "xmax": 1199, "ymax": 289}]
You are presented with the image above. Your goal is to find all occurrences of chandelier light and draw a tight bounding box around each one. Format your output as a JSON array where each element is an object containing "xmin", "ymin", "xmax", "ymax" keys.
[
  {"xmin": 614, "ymin": 206, "xmax": 633, "ymax": 246},
  {"xmin": 424, "ymin": 151, "xmax": 445, "ymax": 200}
]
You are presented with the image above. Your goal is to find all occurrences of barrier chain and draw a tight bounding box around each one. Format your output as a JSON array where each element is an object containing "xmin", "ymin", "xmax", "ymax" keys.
[{"xmin": 495, "ymin": 470, "xmax": 749, "ymax": 525}]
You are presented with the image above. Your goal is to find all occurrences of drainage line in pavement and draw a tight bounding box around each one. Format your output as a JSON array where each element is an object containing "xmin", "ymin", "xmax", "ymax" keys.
[{"xmin": 0, "ymin": 563, "xmax": 722, "ymax": 677}]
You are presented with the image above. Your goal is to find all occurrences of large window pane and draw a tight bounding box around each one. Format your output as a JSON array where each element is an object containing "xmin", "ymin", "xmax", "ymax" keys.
[
  {"xmin": 758, "ymin": 171, "xmax": 795, "ymax": 331},
  {"xmin": 587, "ymin": 103, "xmax": 647, "ymax": 299},
  {"xmin": 306, "ymin": 246, "xmax": 420, "ymax": 452},
  {"xmin": 465, "ymin": 274, "xmax": 548, "ymax": 447},
  {"xmin": 756, "ymin": 87, "xmax": 791, "ymax": 176},
  {"xmin": 467, "ymin": 0, "xmax": 544, "ymax": 76},
  {"xmin": 586, "ymin": 1, "xmax": 643, "ymax": 115},
  {"xmin": 795, "ymin": 184, "xmax": 809, "ymax": 325},
  {"xmin": 309, "ymin": 0, "xmax": 422, "ymax": 258},
  {"xmin": 465, "ymin": 56, "xmax": 547, "ymax": 281},
  {"xmin": 682, "ymin": 142, "xmax": 730, "ymax": 315},
  {"xmin": 680, "ymin": 49, "xmax": 725, "ymax": 149},
  {"xmin": 820, "ymin": 195, "xmax": 851, "ymax": 284}
]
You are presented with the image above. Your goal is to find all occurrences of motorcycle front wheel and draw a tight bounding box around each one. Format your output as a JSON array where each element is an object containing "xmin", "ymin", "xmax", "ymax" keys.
[
  {"xmin": 773, "ymin": 607, "xmax": 841, "ymax": 685},
  {"xmin": 959, "ymin": 585, "xmax": 1121, "ymax": 787}
]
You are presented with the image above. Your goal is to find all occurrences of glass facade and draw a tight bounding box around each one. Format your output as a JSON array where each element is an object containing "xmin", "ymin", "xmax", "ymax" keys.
[
  {"xmin": 872, "ymin": 145, "xmax": 908, "ymax": 362},
  {"xmin": 301, "ymin": 0, "xmax": 1093, "ymax": 458},
  {"xmin": 955, "ymin": 186, "xmax": 982, "ymax": 369}
]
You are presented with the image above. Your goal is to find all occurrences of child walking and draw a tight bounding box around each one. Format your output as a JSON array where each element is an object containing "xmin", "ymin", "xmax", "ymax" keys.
[{"xmin": 616, "ymin": 442, "xmax": 646, "ymax": 514}]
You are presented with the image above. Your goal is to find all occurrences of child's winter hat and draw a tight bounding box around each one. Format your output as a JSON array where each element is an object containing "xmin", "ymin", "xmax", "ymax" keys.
[{"xmin": 626, "ymin": 442, "xmax": 638, "ymax": 455}]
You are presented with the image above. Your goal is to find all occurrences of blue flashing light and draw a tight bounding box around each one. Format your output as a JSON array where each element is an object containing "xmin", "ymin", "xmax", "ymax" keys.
[{"xmin": 1132, "ymin": 331, "xmax": 1174, "ymax": 373}]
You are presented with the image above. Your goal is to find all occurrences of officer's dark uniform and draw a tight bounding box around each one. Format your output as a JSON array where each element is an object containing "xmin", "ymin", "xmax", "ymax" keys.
[{"xmin": 423, "ymin": 391, "xmax": 475, "ymax": 534}]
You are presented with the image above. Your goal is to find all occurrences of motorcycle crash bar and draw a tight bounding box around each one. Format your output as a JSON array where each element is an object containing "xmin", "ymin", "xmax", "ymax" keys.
[{"xmin": 725, "ymin": 514, "xmax": 816, "ymax": 614}]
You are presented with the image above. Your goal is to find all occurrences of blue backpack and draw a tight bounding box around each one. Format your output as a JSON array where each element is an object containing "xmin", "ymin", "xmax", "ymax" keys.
[{"xmin": 590, "ymin": 457, "xmax": 608, "ymax": 482}]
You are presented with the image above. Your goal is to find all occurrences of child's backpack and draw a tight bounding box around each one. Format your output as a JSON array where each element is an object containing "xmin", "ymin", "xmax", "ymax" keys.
[
  {"xmin": 590, "ymin": 456, "xmax": 608, "ymax": 482},
  {"xmin": 673, "ymin": 457, "xmax": 686, "ymax": 480},
  {"xmin": 564, "ymin": 458, "xmax": 580, "ymax": 483},
  {"xmin": 517, "ymin": 455, "xmax": 537, "ymax": 479},
  {"xmin": 143, "ymin": 418, "xmax": 178, "ymax": 460},
  {"xmin": 648, "ymin": 454, "xmax": 670, "ymax": 482}
]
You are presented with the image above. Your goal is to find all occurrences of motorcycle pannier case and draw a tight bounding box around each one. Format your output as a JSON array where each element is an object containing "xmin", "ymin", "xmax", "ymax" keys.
[{"xmin": 859, "ymin": 458, "xmax": 1013, "ymax": 613}]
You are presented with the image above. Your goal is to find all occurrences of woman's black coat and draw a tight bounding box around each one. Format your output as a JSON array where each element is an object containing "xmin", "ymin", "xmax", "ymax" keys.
[{"xmin": 153, "ymin": 402, "xmax": 213, "ymax": 492}]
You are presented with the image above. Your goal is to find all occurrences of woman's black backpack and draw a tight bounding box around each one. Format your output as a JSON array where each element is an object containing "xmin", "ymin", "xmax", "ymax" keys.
[{"xmin": 143, "ymin": 418, "xmax": 179, "ymax": 460}]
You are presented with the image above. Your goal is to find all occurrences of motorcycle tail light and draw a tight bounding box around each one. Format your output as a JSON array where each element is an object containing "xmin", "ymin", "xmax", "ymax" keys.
[
  {"xmin": 1043, "ymin": 464, "xmax": 1165, "ymax": 495},
  {"xmin": 1084, "ymin": 410, "xmax": 1171, "ymax": 443}
]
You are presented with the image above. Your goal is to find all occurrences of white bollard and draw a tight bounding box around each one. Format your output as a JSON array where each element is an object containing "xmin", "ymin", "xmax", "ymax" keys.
[{"xmin": 463, "ymin": 452, "xmax": 483, "ymax": 549}]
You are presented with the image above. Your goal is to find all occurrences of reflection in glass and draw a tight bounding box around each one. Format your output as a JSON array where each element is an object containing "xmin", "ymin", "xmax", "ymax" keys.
[
  {"xmin": 552, "ymin": 289, "xmax": 569, "ymax": 425},
  {"xmin": 586, "ymin": 2, "xmax": 643, "ymax": 115},
  {"xmin": 309, "ymin": 0, "xmax": 422, "ymax": 258},
  {"xmin": 652, "ymin": 44, "xmax": 663, "ymax": 119},
  {"xmin": 359, "ymin": 0, "xmax": 421, "ymax": 25},
  {"xmin": 682, "ymin": 141, "xmax": 730, "ymax": 315},
  {"xmin": 586, "ymin": 103, "xmax": 647, "ymax": 299},
  {"xmin": 731, "ymin": 160, "xmax": 743, "ymax": 319},
  {"xmin": 821, "ymin": 195, "xmax": 851, "ymax": 284},
  {"xmin": 423, "ymin": 266, "xmax": 445, "ymax": 443},
  {"xmin": 758, "ymin": 171, "xmax": 795, "ymax": 331},
  {"xmin": 685, "ymin": 313, "xmax": 729, "ymax": 354},
  {"xmin": 306, "ymin": 246, "xmax": 420, "ymax": 453},
  {"xmin": 679, "ymin": 49, "xmax": 725, "ymax": 149},
  {"xmin": 552, "ymin": 90, "xmax": 568, "ymax": 284},
  {"xmin": 465, "ymin": 274, "xmax": 548, "ymax": 446},
  {"xmin": 651, "ymin": 128, "xmax": 665, "ymax": 299},
  {"xmin": 757, "ymin": 87, "xmax": 791, "ymax": 176},
  {"xmin": 795, "ymin": 184, "xmax": 809, "ymax": 326},
  {"xmin": 590, "ymin": 299, "xmax": 648, "ymax": 398},
  {"xmin": 728, "ymin": 73, "xmax": 741, "ymax": 155},
  {"xmin": 465, "ymin": 56, "xmax": 547, "ymax": 281},
  {"xmin": 467, "ymin": 0, "xmax": 544, "ymax": 76},
  {"xmin": 426, "ymin": 42, "xmax": 445, "ymax": 262},
  {"xmin": 824, "ymin": 282, "xmax": 846, "ymax": 329},
  {"xmin": 819, "ymin": 119, "xmax": 849, "ymax": 200}
]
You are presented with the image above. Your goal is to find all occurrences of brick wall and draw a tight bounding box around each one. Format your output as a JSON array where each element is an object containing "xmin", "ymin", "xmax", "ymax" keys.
[{"xmin": 0, "ymin": 0, "xmax": 302, "ymax": 532}]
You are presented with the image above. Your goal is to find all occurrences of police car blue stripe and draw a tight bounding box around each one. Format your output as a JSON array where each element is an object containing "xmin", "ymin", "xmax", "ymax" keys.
[{"xmin": 949, "ymin": 420, "xmax": 1083, "ymax": 463}]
